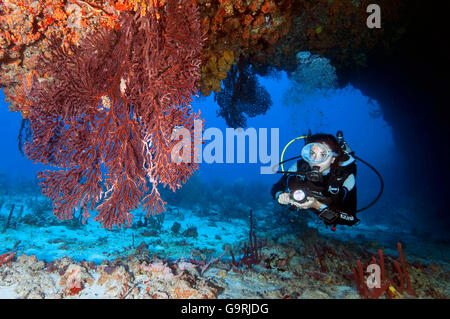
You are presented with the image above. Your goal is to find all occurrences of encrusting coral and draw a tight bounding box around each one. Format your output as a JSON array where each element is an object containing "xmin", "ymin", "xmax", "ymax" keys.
[
  {"xmin": 0, "ymin": 0, "xmax": 298, "ymax": 105},
  {"xmin": 250, "ymin": 0, "xmax": 404, "ymax": 75},
  {"xmin": 197, "ymin": 0, "xmax": 293, "ymax": 96},
  {"xmin": 1, "ymin": 0, "xmax": 405, "ymax": 110},
  {"xmin": 0, "ymin": 0, "xmax": 122, "ymax": 114}
]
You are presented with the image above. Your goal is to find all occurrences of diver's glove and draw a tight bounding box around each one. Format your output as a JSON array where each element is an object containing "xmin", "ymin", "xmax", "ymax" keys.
[
  {"xmin": 290, "ymin": 196, "xmax": 315, "ymax": 210},
  {"xmin": 277, "ymin": 192, "xmax": 290, "ymax": 205}
]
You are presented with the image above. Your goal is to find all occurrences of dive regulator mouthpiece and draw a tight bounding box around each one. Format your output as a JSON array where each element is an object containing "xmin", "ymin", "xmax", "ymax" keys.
[{"xmin": 306, "ymin": 166, "xmax": 323, "ymax": 183}]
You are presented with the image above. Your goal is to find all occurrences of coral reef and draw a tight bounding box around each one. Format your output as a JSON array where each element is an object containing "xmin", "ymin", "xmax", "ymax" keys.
[
  {"xmin": 59, "ymin": 264, "xmax": 88, "ymax": 295},
  {"xmin": 1, "ymin": 0, "xmax": 406, "ymax": 111},
  {"xmin": 171, "ymin": 221, "xmax": 181, "ymax": 234},
  {"xmin": 353, "ymin": 242, "xmax": 415, "ymax": 299},
  {"xmin": 23, "ymin": 2, "xmax": 204, "ymax": 228},
  {"xmin": 0, "ymin": 0, "xmax": 294, "ymax": 106},
  {"xmin": 250, "ymin": 0, "xmax": 404, "ymax": 75},
  {"xmin": 0, "ymin": 0, "xmax": 124, "ymax": 114},
  {"xmin": 181, "ymin": 226, "xmax": 199, "ymax": 238},
  {"xmin": 0, "ymin": 194, "xmax": 449, "ymax": 299},
  {"xmin": 1, "ymin": 235, "xmax": 448, "ymax": 299},
  {"xmin": 229, "ymin": 210, "xmax": 260, "ymax": 268},
  {"xmin": 0, "ymin": 254, "xmax": 219, "ymax": 298},
  {"xmin": 197, "ymin": 0, "xmax": 293, "ymax": 96},
  {"xmin": 0, "ymin": 252, "xmax": 15, "ymax": 266}
]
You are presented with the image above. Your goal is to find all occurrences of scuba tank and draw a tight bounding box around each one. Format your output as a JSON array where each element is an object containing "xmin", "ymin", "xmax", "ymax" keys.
[
  {"xmin": 335, "ymin": 130, "xmax": 384, "ymax": 213},
  {"xmin": 337, "ymin": 130, "xmax": 353, "ymax": 155}
]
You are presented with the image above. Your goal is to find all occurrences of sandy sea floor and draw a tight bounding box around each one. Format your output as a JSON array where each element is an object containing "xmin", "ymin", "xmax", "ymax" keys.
[{"xmin": 0, "ymin": 194, "xmax": 449, "ymax": 299}]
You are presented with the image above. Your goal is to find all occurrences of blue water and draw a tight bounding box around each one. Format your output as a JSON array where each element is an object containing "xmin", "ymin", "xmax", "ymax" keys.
[{"xmin": 0, "ymin": 68, "xmax": 447, "ymax": 264}]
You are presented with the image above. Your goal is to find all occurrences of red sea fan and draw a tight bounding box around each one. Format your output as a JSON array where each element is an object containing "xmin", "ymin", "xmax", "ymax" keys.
[{"xmin": 25, "ymin": 1, "xmax": 205, "ymax": 228}]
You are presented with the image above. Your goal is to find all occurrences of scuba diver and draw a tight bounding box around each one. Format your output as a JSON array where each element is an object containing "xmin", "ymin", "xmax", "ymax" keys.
[{"xmin": 271, "ymin": 131, "xmax": 382, "ymax": 231}]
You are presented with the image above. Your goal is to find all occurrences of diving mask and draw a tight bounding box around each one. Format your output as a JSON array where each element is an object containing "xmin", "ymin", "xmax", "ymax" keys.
[{"xmin": 301, "ymin": 143, "xmax": 338, "ymax": 165}]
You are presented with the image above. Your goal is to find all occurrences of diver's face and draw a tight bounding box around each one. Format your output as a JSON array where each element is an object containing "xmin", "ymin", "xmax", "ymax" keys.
[{"xmin": 308, "ymin": 143, "xmax": 335, "ymax": 172}]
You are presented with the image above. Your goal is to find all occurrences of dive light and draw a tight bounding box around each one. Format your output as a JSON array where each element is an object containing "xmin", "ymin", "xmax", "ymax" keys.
[{"xmin": 290, "ymin": 188, "xmax": 313, "ymax": 204}]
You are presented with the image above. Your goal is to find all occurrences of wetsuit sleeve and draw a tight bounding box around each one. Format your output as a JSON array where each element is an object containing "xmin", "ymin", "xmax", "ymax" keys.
[
  {"xmin": 270, "ymin": 175, "xmax": 288, "ymax": 200},
  {"xmin": 270, "ymin": 163, "xmax": 297, "ymax": 200}
]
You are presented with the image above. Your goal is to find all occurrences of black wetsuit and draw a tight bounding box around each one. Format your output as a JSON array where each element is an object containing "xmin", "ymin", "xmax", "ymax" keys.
[{"xmin": 271, "ymin": 155, "xmax": 358, "ymax": 227}]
